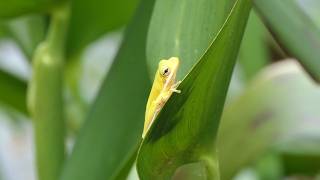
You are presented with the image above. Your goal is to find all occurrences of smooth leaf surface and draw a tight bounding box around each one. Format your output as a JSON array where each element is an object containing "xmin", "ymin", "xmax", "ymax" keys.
[
  {"xmin": 297, "ymin": 0, "xmax": 320, "ymax": 29},
  {"xmin": 0, "ymin": 23, "xmax": 8, "ymax": 38},
  {"xmin": 137, "ymin": 0, "xmax": 251, "ymax": 179},
  {"xmin": 146, "ymin": 0, "xmax": 236, "ymax": 79},
  {"xmin": 238, "ymin": 10, "xmax": 269, "ymax": 80},
  {"xmin": 66, "ymin": 0, "xmax": 140, "ymax": 56},
  {"xmin": 254, "ymin": 0, "xmax": 320, "ymax": 82},
  {"xmin": 60, "ymin": 0, "xmax": 154, "ymax": 179},
  {"xmin": 218, "ymin": 60, "xmax": 320, "ymax": 179},
  {"xmin": 0, "ymin": 0, "xmax": 60, "ymax": 18},
  {"xmin": 0, "ymin": 70, "xmax": 27, "ymax": 114}
]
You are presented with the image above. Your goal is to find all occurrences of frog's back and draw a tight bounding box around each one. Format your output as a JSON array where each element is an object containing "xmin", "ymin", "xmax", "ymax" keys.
[{"xmin": 143, "ymin": 71, "xmax": 164, "ymax": 137}]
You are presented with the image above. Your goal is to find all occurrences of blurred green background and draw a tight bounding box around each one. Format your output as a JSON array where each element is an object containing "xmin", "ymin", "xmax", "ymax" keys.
[{"xmin": 0, "ymin": 0, "xmax": 319, "ymax": 180}]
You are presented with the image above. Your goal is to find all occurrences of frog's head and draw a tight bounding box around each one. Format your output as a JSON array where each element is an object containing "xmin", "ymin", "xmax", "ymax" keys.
[{"xmin": 158, "ymin": 57, "xmax": 180, "ymax": 82}]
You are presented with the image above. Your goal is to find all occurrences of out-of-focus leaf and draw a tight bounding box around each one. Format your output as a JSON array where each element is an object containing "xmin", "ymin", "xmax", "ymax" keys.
[
  {"xmin": 276, "ymin": 135, "xmax": 320, "ymax": 176},
  {"xmin": 66, "ymin": 0, "xmax": 140, "ymax": 56},
  {"xmin": 0, "ymin": 165, "xmax": 2, "ymax": 180},
  {"xmin": 137, "ymin": 0, "xmax": 251, "ymax": 179},
  {"xmin": 238, "ymin": 10, "xmax": 269, "ymax": 80},
  {"xmin": 0, "ymin": 23, "xmax": 8, "ymax": 38},
  {"xmin": 254, "ymin": 0, "xmax": 320, "ymax": 82},
  {"xmin": 60, "ymin": 0, "xmax": 154, "ymax": 179},
  {"xmin": 281, "ymin": 152, "xmax": 320, "ymax": 176},
  {"xmin": 218, "ymin": 60, "xmax": 320, "ymax": 179},
  {"xmin": 0, "ymin": 0, "xmax": 60, "ymax": 18},
  {"xmin": 254, "ymin": 153, "xmax": 284, "ymax": 180},
  {"xmin": 0, "ymin": 70, "xmax": 27, "ymax": 114},
  {"xmin": 146, "ymin": 0, "xmax": 236, "ymax": 79},
  {"xmin": 297, "ymin": 0, "xmax": 320, "ymax": 29},
  {"xmin": 7, "ymin": 15, "xmax": 46, "ymax": 60},
  {"xmin": 6, "ymin": 15, "xmax": 46, "ymax": 60}
]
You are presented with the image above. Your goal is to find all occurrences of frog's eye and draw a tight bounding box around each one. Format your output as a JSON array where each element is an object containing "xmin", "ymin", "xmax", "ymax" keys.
[{"xmin": 160, "ymin": 66, "xmax": 170, "ymax": 77}]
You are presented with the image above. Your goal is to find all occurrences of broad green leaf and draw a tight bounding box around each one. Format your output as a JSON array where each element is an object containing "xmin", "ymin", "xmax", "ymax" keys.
[
  {"xmin": 238, "ymin": 11, "xmax": 269, "ymax": 80},
  {"xmin": 6, "ymin": 15, "xmax": 46, "ymax": 60},
  {"xmin": 297, "ymin": 0, "xmax": 320, "ymax": 29},
  {"xmin": 60, "ymin": 0, "xmax": 154, "ymax": 179},
  {"xmin": 137, "ymin": 0, "xmax": 252, "ymax": 179},
  {"xmin": 66, "ymin": 0, "xmax": 140, "ymax": 56},
  {"xmin": 0, "ymin": 70, "xmax": 27, "ymax": 114},
  {"xmin": 254, "ymin": 0, "xmax": 320, "ymax": 82},
  {"xmin": 218, "ymin": 60, "xmax": 320, "ymax": 179},
  {"xmin": 146, "ymin": 0, "xmax": 236, "ymax": 79},
  {"xmin": 0, "ymin": 0, "xmax": 60, "ymax": 18},
  {"xmin": 0, "ymin": 22, "xmax": 8, "ymax": 38}
]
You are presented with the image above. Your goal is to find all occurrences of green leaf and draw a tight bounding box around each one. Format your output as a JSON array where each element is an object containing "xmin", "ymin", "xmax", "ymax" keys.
[
  {"xmin": 253, "ymin": 153, "xmax": 284, "ymax": 180},
  {"xmin": 0, "ymin": 70, "xmax": 27, "ymax": 114},
  {"xmin": 296, "ymin": 0, "xmax": 320, "ymax": 29},
  {"xmin": 254, "ymin": 0, "xmax": 320, "ymax": 82},
  {"xmin": 276, "ymin": 132, "xmax": 320, "ymax": 176},
  {"xmin": 218, "ymin": 60, "xmax": 320, "ymax": 179},
  {"xmin": 0, "ymin": 0, "xmax": 60, "ymax": 18},
  {"xmin": 6, "ymin": 15, "xmax": 46, "ymax": 60},
  {"xmin": 0, "ymin": 22, "xmax": 8, "ymax": 38},
  {"xmin": 66, "ymin": 0, "xmax": 140, "ymax": 56},
  {"xmin": 238, "ymin": 10, "xmax": 269, "ymax": 80},
  {"xmin": 137, "ymin": 0, "xmax": 252, "ymax": 179},
  {"xmin": 60, "ymin": 0, "xmax": 154, "ymax": 179},
  {"xmin": 281, "ymin": 152, "xmax": 320, "ymax": 176},
  {"xmin": 146, "ymin": 0, "xmax": 236, "ymax": 80}
]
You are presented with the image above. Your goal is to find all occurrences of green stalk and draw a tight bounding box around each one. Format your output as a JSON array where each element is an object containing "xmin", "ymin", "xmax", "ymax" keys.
[
  {"xmin": 200, "ymin": 149, "xmax": 220, "ymax": 179},
  {"xmin": 28, "ymin": 4, "xmax": 69, "ymax": 180}
]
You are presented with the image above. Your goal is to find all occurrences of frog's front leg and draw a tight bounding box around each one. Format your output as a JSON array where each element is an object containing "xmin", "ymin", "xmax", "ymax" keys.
[
  {"xmin": 170, "ymin": 81, "xmax": 182, "ymax": 93},
  {"xmin": 153, "ymin": 81, "xmax": 182, "ymax": 107}
]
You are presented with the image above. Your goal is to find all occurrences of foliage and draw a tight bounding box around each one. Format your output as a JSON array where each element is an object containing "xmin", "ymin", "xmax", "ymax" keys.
[{"xmin": 0, "ymin": 0, "xmax": 319, "ymax": 179}]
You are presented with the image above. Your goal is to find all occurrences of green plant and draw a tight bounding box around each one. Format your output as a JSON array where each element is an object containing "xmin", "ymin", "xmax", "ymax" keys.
[{"xmin": 0, "ymin": 0, "xmax": 319, "ymax": 179}]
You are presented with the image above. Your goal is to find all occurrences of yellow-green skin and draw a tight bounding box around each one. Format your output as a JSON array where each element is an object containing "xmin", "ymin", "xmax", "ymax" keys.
[{"xmin": 142, "ymin": 57, "xmax": 181, "ymax": 138}]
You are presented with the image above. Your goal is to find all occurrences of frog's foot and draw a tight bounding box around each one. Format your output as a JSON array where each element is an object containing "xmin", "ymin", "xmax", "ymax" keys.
[
  {"xmin": 171, "ymin": 81, "xmax": 182, "ymax": 93},
  {"xmin": 171, "ymin": 88, "xmax": 181, "ymax": 93}
]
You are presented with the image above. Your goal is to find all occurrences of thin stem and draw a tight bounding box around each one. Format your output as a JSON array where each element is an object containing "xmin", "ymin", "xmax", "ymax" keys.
[{"xmin": 46, "ymin": 3, "xmax": 69, "ymax": 56}]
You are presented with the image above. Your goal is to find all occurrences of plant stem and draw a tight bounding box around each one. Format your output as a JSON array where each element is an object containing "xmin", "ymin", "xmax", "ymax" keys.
[
  {"xmin": 201, "ymin": 149, "xmax": 220, "ymax": 180},
  {"xmin": 28, "ymin": 3, "xmax": 69, "ymax": 180}
]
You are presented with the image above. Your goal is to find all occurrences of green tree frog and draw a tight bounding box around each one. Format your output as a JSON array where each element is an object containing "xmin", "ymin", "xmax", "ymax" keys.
[{"xmin": 142, "ymin": 57, "xmax": 181, "ymax": 138}]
